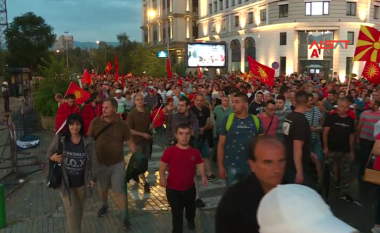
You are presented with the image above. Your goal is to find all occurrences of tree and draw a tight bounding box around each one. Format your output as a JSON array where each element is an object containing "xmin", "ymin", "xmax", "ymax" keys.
[
  {"xmin": 0, "ymin": 49, "xmax": 6, "ymax": 76},
  {"xmin": 34, "ymin": 55, "xmax": 72, "ymax": 116},
  {"xmin": 130, "ymin": 45, "xmax": 166, "ymax": 77},
  {"xmin": 5, "ymin": 12, "xmax": 56, "ymax": 73}
]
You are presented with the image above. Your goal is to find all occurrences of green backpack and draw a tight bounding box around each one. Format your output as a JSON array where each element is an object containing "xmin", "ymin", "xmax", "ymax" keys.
[{"xmin": 225, "ymin": 113, "xmax": 260, "ymax": 134}]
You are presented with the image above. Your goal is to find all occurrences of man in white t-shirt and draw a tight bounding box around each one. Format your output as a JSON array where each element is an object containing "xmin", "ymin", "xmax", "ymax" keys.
[
  {"xmin": 158, "ymin": 84, "xmax": 167, "ymax": 104},
  {"xmin": 114, "ymin": 89, "xmax": 126, "ymax": 114}
]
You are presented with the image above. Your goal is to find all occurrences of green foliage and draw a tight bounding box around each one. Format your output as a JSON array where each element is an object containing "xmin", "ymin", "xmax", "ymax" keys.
[
  {"xmin": 130, "ymin": 45, "xmax": 166, "ymax": 76},
  {"xmin": 34, "ymin": 56, "xmax": 71, "ymax": 117},
  {"xmin": 5, "ymin": 12, "xmax": 56, "ymax": 73},
  {"xmin": 0, "ymin": 49, "xmax": 6, "ymax": 76},
  {"xmin": 173, "ymin": 62, "xmax": 187, "ymax": 77}
]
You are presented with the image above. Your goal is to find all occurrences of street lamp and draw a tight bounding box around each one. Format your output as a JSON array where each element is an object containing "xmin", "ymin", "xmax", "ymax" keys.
[
  {"xmin": 96, "ymin": 40, "xmax": 107, "ymax": 65},
  {"xmin": 64, "ymin": 31, "xmax": 69, "ymax": 68},
  {"xmin": 56, "ymin": 50, "xmax": 60, "ymax": 53},
  {"xmin": 148, "ymin": 10, "xmax": 156, "ymax": 21}
]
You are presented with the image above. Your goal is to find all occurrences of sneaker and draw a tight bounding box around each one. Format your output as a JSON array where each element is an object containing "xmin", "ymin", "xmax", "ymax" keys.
[
  {"xmin": 144, "ymin": 183, "xmax": 150, "ymax": 193},
  {"xmin": 207, "ymin": 174, "xmax": 218, "ymax": 181},
  {"xmin": 334, "ymin": 181, "xmax": 340, "ymax": 189},
  {"xmin": 97, "ymin": 205, "xmax": 109, "ymax": 217},
  {"xmin": 188, "ymin": 221, "xmax": 195, "ymax": 230},
  {"xmin": 195, "ymin": 198, "xmax": 205, "ymax": 208},
  {"xmin": 339, "ymin": 195, "xmax": 354, "ymax": 203},
  {"xmin": 123, "ymin": 219, "xmax": 132, "ymax": 229}
]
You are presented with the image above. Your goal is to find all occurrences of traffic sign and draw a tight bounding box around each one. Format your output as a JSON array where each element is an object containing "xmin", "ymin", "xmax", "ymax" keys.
[{"xmin": 272, "ymin": 62, "xmax": 279, "ymax": 69}]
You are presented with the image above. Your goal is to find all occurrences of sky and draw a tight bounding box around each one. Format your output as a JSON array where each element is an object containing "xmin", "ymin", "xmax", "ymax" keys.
[{"xmin": 7, "ymin": 0, "xmax": 142, "ymax": 42}]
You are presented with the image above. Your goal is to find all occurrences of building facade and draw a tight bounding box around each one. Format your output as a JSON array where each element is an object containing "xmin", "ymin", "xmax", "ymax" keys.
[
  {"xmin": 141, "ymin": 0, "xmax": 199, "ymax": 64},
  {"xmin": 197, "ymin": 0, "xmax": 380, "ymax": 79},
  {"xmin": 53, "ymin": 35, "xmax": 74, "ymax": 51}
]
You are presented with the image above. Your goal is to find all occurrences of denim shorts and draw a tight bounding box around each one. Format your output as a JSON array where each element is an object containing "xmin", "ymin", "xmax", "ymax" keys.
[
  {"xmin": 225, "ymin": 166, "xmax": 251, "ymax": 187},
  {"xmin": 311, "ymin": 137, "xmax": 323, "ymax": 161}
]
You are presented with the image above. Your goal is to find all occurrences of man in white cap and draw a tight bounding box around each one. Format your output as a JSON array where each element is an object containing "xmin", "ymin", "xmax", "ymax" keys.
[
  {"xmin": 114, "ymin": 89, "xmax": 126, "ymax": 115},
  {"xmin": 257, "ymin": 184, "xmax": 358, "ymax": 233}
]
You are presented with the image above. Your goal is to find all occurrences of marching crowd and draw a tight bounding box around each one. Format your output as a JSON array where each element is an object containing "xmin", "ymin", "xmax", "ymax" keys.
[{"xmin": 44, "ymin": 73, "xmax": 380, "ymax": 233}]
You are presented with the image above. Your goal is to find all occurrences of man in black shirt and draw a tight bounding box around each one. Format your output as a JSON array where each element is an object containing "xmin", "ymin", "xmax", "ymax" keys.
[
  {"xmin": 215, "ymin": 136, "xmax": 286, "ymax": 233},
  {"xmin": 323, "ymin": 97, "xmax": 356, "ymax": 202},
  {"xmin": 248, "ymin": 91, "xmax": 265, "ymax": 115},
  {"xmin": 191, "ymin": 93, "xmax": 217, "ymax": 181},
  {"xmin": 283, "ymin": 91, "xmax": 311, "ymax": 184}
]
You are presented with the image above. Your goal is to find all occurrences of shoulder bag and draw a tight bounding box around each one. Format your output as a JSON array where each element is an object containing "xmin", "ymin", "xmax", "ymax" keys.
[
  {"xmin": 94, "ymin": 123, "xmax": 114, "ymax": 141},
  {"xmin": 47, "ymin": 134, "xmax": 64, "ymax": 189}
]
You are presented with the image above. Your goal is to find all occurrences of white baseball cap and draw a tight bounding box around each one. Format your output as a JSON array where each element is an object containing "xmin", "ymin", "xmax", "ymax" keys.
[
  {"xmin": 257, "ymin": 184, "xmax": 358, "ymax": 233},
  {"xmin": 115, "ymin": 89, "xmax": 122, "ymax": 94}
]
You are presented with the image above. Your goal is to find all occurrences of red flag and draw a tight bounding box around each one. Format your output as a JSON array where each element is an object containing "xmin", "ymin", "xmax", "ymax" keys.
[
  {"xmin": 166, "ymin": 59, "xmax": 172, "ymax": 79},
  {"xmin": 150, "ymin": 107, "xmax": 165, "ymax": 128},
  {"xmin": 247, "ymin": 55, "xmax": 275, "ymax": 86},
  {"xmin": 197, "ymin": 65, "xmax": 203, "ymax": 79},
  {"xmin": 186, "ymin": 76, "xmax": 191, "ymax": 82},
  {"xmin": 114, "ymin": 53, "xmax": 119, "ymax": 71},
  {"xmin": 65, "ymin": 81, "xmax": 91, "ymax": 105},
  {"xmin": 178, "ymin": 78, "xmax": 182, "ymax": 85},
  {"xmin": 82, "ymin": 69, "xmax": 92, "ymax": 85},
  {"xmin": 105, "ymin": 61, "xmax": 112, "ymax": 74},
  {"xmin": 354, "ymin": 26, "xmax": 380, "ymax": 62},
  {"xmin": 362, "ymin": 61, "xmax": 380, "ymax": 84}
]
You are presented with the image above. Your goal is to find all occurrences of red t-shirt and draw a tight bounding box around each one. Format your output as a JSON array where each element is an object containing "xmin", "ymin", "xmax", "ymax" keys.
[
  {"xmin": 375, "ymin": 134, "xmax": 380, "ymax": 170},
  {"xmin": 161, "ymin": 145, "xmax": 203, "ymax": 191}
]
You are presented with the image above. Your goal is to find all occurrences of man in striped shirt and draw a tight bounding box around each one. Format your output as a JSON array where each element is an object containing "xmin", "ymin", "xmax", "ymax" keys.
[
  {"xmin": 357, "ymin": 99, "xmax": 380, "ymax": 180},
  {"xmin": 275, "ymin": 95, "xmax": 292, "ymax": 142},
  {"xmin": 305, "ymin": 93, "xmax": 324, "ymax": 183}
]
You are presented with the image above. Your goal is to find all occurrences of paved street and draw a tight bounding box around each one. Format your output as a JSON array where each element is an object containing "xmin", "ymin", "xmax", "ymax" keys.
[{"xmin": 0, "ymin": 96, "xmax": 377, "ymax": 232}]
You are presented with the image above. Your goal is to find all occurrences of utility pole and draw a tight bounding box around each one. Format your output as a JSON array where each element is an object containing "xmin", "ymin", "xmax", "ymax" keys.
[
  {"xmin": 0, "ymin": 0, "xmax": 9, "ymax": 49},
  {"xmin": 64, "ymin": 31, "xmax": 69, "ymax": 68}
]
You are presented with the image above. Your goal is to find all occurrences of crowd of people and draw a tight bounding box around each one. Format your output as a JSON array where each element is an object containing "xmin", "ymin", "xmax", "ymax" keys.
[{"xmin": 46, "ymin": 73, "xmax": 380, "ymax": 233}]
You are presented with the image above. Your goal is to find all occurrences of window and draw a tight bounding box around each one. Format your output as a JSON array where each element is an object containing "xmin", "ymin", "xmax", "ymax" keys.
[
  {"xmin": 346, "ymin": 2, "xmax": 356, "ymax": 16},
  {"xmin": 192, "ymin": 0, "xmax": 198, "ymax": 12},
  {"xmin": 248, "ymin": 12, "xmax": 254, "ymax": 24},
  {"xmin": 209, "ymin": 3, "xmax": 212, "ymax": 14},
  {"xmin": 279, "ymin": 4, "xmax": 288, "ymax": 18},
  {"xmin": 167, "ymin": 0, "xmax": 170, "ymax": 11},
  {"xmin": 212, "ymin": 22, "xmax": 216, "ymax": 32},
  {"xmin": 225, "ymin": 0, "xmax": 229, "ymax": 8},
  {"xmin": 214, "ymin": 1, "xmax": 217, "ymax": 12},
  {"xmin": 235, "ymin": 15, "xmax": 239, "ymax": 27},
  {"xmin": 161, "ymin": 0, "xmax": 166, "ymax": 12},
  {"xmin": 238, "ymin": 0, "xmax": 242, "ymax": 4},
  {"xmin": 347, "ymin": 31, "xmax": 354, "ymax": 45},
  {"xmin": 280, "ymin": 57, "xmax": 286, "ymax": 76},
  {"xmin": 144, "ymin": 30, "xmax": 148, "ymax": 43},
  {"xmin": 305, "ymin": 2, "xmax": 329, "ymax": 16},
  {"xmin": 375, "ymin": 5, "xmax": 379, "ymax": 19},
  {"xmin": 346, "ymin": 57, "xmax": 353, "ymax": 75},
  {"xmin": 232, "ymin": 0, "xmax": 235, "ymax": 6},
  {"xmin": 280, "ymin": 32, "xmax": 287, "ymax": 45},
  {"xmin": 220, "ymin": 0, "xmax": 223, "ymax": 10},
  {"xmin": 222, "ymin": 19, "xmax": 227, "ymax": 30},
  {"xmin": 260, "ymin": 9, "xmax": 266, "ymax": 21}
]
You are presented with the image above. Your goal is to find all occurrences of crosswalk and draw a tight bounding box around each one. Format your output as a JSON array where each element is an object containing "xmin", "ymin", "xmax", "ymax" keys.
[{"xmin": 123, "ymin": 143, "xmax": 225, "ymax": 210}]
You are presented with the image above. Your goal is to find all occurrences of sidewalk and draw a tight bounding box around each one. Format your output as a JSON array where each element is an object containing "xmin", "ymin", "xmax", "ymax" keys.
[{"xmin": 1, "ymin": 129, "xmax": 218, "ymax": 233}]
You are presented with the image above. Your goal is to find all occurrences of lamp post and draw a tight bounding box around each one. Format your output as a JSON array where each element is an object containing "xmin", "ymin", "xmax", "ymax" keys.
[
  {"xmin": 96, "ymin": 40, "xmax": 107, "ymax": 65},
  {"xmin": 64, "ymin": 31, "xmax": 69, "ymax": 68}
]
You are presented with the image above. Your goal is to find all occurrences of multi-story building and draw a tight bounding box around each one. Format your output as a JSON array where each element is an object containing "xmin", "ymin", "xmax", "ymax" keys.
[
  {"xmin": 141, "ymin": 0, "xmax": 199, "ymax": 65},
  {"xmin": 198, "ymin": 0, "xmax": 380, "ymax": 79},
  {"xmin": 53, "ymin": 35, "xmax": 74, "ymax": 51}
]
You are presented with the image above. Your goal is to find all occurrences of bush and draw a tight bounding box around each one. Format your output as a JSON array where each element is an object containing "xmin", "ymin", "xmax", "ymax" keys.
[{"xmin": 34, "ymin": 56, "xmax": 72, "ymax": 117}]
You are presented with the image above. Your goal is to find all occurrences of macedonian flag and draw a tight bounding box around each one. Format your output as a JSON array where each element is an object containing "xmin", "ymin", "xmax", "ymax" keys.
[
  {"xmin": 65, "ymin": 81, "xmax": 91, "ymax": 105},
  {"xmin": 247, "ymin": 55, "xmax": 275, "ymax": 86},
  {"xmin": 362, "ymin": 61, "xmax": 380, "ymax": 84},
  {"xmin": 354, "ymin": 26, "xmax": 380, "ymax": 62}
]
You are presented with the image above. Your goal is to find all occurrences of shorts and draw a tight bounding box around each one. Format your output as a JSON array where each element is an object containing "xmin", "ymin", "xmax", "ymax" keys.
[
  {"xmin": 136, "ymin": 140, "xmax": 151, "ymax": 159},
  {"xmin": 200, "ymin": 141, "xmax": 210, "ymax": 158},
  {"xmin": 311, "ymin": 137, "xmax": 323, "ymax": 161},
  {"xmin": 98, "ymin": 161, "xmax": 126, "ymax": 194}
]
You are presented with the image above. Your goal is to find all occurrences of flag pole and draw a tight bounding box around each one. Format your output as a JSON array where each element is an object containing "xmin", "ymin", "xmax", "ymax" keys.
[{"xmin": 346, "ymin": 61, "xmax": 355, "ymax": 95}]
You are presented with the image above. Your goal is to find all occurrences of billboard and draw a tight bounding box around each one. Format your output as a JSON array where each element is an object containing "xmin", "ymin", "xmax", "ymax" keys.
[
  {"xmin": 186, "ymin": 43, "xmax": 226, "ymax": 68},
  {"xmin": 158, "ymin": 51, "xmax": 168, "ymax": 58}
]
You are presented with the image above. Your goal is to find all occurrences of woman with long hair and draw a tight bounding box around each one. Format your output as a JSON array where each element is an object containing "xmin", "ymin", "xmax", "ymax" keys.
[{"xmin": 47, "ymin": 114, "xmax": 98, "ymax": 233}]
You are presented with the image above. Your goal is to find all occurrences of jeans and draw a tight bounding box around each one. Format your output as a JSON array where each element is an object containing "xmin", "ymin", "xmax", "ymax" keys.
[
  {"xmin": 60, "ymin": 186, "xmax": 86, "ymax": 233},
  {"xmin": 225, "ymin": 166, "xmax": 251, "ymax": 187},
  {"xmin": 359, "ymin": 139, "xmax": 375, "ymax": 178},
  {"xmin": 376, "ymin": 186, "xmax": 380, "ymax": 225},
  {"xmin": 166, "ymin": 186, "xmax": 196, "ymax": 233}
]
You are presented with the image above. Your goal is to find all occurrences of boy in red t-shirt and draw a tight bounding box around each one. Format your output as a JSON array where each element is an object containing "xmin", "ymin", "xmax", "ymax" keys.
[{"xmin": 159, "ymin": 123, "xmax": 208, "ymax": 232}]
